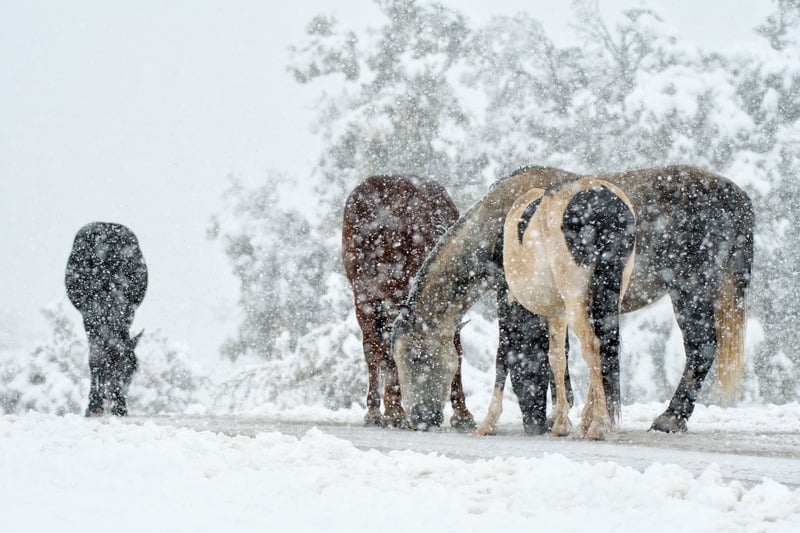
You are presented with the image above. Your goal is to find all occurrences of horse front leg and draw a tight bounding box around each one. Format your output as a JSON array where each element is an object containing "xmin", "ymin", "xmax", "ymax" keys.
[
  {"xmin": 651, "ymin": 288, "xmax": 717, "ymax": 433},
  {"xmin": 503, "ymin": 301, "xmax": 551, "ymax": 435},
  {"xmin": 449, "ymin": 329, "xmax": 476, "ymax": 432},
  {"xmin": 476, "ymin": 341, "xmax": 507, "ymax": 435},
  {"xmin": 548, "ymin": 316, "xmax": 571, "ymax": 437}
]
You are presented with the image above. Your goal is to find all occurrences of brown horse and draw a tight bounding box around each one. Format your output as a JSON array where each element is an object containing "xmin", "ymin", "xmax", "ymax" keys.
[{"xmin": 342, "ymin": 175, "xmax": 475, "ymax": 429}]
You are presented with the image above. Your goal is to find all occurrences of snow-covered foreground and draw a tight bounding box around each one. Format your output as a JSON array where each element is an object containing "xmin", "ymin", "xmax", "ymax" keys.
[{"xmin": 2, "ymin": 406, "xmax": 800, "ymax": 533}]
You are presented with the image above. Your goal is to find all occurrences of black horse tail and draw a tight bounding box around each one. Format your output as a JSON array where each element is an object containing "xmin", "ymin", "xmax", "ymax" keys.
[
  {"xmin": 715, "ymin": 188, "xmax": 754, "ymax": 404},
  {"xmin": 562, "ymin": 186, "xmax": 635, "ymax": 422}
]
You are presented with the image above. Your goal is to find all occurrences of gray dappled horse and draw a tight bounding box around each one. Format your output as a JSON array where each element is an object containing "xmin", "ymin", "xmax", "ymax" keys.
[
  {"xmin": 393, "ymin": 166, "xmax": 753, "ymax": 435},
  {"xmin": 66, "ymin": 222, "xmax": 147, "ymax": 416},
  {"xmin": 342, "ymin": 176, "xmax": 475, "ymax": 429}
]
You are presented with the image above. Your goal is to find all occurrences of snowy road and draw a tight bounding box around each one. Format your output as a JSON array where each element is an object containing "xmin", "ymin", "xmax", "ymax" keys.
[
  {"xmin": 138, "ymin": 412, "xmax": 800, "ymax": 489},
  {"xmin": 5, "ymin": 409, "xmax": 800, "ymax": 532}
]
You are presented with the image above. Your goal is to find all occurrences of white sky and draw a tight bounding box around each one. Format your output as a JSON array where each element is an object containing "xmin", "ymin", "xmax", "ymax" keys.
[{"xmin": 0, "ymin": 1, "xmax": 773, "ymax": 363}]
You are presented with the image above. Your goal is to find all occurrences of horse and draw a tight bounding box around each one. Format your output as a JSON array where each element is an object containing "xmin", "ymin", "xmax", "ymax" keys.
[
  {"xmin": 392, "ymin": 165, "xmax": 753, "ymax": 434},
  {"xmin": 65, "ymin": 222, "xmax": 148, "ymax": 417},
  {"xmin": 502, "ymin": 179, "xmax": 636, "ymax": 440},
  {"xmin": 342, "ymin": 175, "xmax": 475, "ymax": 429}
]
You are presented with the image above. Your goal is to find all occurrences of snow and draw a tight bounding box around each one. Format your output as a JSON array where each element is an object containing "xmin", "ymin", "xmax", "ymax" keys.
[
  {"xmin": 2, "ymin": 408, "xmax": 800, "ymax": 533},
  {"xmin": 2, "ymin": 1, "xmax": 800, "ymax": 530}
]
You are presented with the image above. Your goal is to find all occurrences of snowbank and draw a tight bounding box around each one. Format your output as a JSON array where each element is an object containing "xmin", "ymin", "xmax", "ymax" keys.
[{"xmin": 1, "ymin": 413, "xmax": 798, "ymax": 533}]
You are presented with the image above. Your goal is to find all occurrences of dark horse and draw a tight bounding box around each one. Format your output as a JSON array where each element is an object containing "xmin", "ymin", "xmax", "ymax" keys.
[
  {"xmin": 342, "ymin": 175, "xmax": 475, "ymax": 429},
  {"xmin": 393, "ymin": 166, "xmax": 753, "ymax": 434},
  {"xmin": 65, "ymin": 222, "xmax": 148, "ymax": 417}
]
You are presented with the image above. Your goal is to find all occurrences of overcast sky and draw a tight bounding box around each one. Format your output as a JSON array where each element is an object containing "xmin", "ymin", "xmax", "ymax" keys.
[{"xmin": 0, "ymin": 1, "xmax": 772, "ymax": 364}]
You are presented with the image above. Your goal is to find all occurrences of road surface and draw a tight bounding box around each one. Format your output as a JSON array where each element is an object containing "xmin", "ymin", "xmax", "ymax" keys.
[{"xmin": 130, "ymin": 415, "xmax": 800, "ymax": 489}]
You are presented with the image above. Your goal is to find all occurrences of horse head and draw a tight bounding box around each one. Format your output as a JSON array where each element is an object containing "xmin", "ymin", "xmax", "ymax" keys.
[{"xmin": 391, "ymin": 308, "xmax": 459, "ymax": 431}]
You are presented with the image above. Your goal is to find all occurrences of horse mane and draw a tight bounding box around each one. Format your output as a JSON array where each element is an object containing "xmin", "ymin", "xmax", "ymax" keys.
[
  {"xmin": 405, "ymin": 198, "xmax": 480, "ymax": 309},
  {"xmin": 406, "ymin": 166, "xmax": 573, "ymax": 311},
  {"xmin": 509, "ymin": 165, "xmax": 554, "ymax": 178}
]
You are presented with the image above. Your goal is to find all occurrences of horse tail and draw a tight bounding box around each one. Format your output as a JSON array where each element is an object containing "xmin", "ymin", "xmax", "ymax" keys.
[
  {"xmin": 563, "ymin": 186, "xmax": 636, "ymax": 422},
  {"xmin": 715, "ymin": 192, "xmax": 753, "ymax": 404}
]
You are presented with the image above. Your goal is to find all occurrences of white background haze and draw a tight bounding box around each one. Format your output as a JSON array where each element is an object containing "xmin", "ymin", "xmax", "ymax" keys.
[{"xmin": 0, "ymin": 0, "xmax": 770, "ymax": 364}]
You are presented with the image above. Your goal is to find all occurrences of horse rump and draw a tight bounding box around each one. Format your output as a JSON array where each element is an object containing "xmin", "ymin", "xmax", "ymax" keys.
[{"xmin": 562, "ymin": 185, "xmax": 635, "ymax": 422}]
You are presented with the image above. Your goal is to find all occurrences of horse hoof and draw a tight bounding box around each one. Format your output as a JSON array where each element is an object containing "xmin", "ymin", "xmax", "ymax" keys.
[
  {"xmin": 522, "ymin": 415, "xmax": 553, "ymax": 437},
  {"xmin": 650, "ymin": 412, "xmax": 687, "ymax": 433},
  {"xmin": 523, "ymin": 419, "xmax": 549, "ymax": 436},
  {"xmin": 381, "ymin": 415, "xmax": 410, "ymax": 429},
  {"xmin": 475, "ymin": 423, "xmax": 496, "ymax": 436},
  {"xmin": 85, "ymin": 408, "xmax": 104, "ymax": 418},
  {"xmin": 364, "ymin": 412, "xmax": 383, "ymax": 427},
  {"xmin": 582, "ymin": 417, "xmax": 613, "ymax": 441},
  {"xmin": 550, "ymin": 416, "xmax": 572, "ymax": 437},
  {"xmin": 450, "ymin": 413, "xmax": 477, "ymax": 432}
]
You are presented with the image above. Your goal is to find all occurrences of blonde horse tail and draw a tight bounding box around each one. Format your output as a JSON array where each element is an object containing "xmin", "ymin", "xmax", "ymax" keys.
[
  {"xmin": 715, "ymin": 189, "xmax": 753, "ymax": 405},
  {"xmin": 715, "ymin": 267, "xmax": 747, "ymax": 405}
]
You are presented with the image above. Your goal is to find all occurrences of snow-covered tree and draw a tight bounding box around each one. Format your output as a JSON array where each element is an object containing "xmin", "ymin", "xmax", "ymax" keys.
[
  {"xmin": 208, "ymin": 174, "xmax": 352, "ymax": 361},
  {"xmin": 289, "ymin": 0, "xmax": 483, "ymax": 210},
  {"xmin": 212, "ymin": 311, "xmax": 366, "ymax": 412},
  {"xmin": 215, "ymin": 0, "xmax": 800, "ymax": 406}
]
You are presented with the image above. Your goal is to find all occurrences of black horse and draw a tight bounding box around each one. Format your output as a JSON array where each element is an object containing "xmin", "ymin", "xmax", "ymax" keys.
[{"xmin": 65, "ymin": 222, "xmax": 148, "ymax": 417}]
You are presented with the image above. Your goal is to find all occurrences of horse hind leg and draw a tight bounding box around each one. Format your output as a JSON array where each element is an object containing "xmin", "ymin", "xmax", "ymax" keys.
[
  {"xmin": 568, "ymin": 303, "xmax": 614, "ymax": 441},
  {"xmin": 85, "ymin": 344, "xmax": 108, "ymax": 417},
  {"xmin": 109, "ymin": 379, "xmax": 128, "ymax": 416},
  {"xmin": 380, "ymin": 344, "xmax": 408, "ymax": 428},
  {"xmin": 651, "ymin": 284, "xmax": 717, "ymax": 433},
  {"xmin": 449, "ymin": 329, "xmax": 476, "ymax": 431},
  {"xmin": 356, "ymin": 300, "xmax": 383, "ymax": 426},
  {"xmin": 580, "ymin": 335, "xmax": 614, "ymax": 440},
  {"xmin": 548, "ymin": 316, "xmax": 572, "ymax": 437}
]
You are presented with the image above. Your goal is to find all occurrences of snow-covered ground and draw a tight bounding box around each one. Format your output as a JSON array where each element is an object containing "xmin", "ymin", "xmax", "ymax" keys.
[{"xmin": 3, "ymin": 405, "xmax": 799, "ymax": 532}]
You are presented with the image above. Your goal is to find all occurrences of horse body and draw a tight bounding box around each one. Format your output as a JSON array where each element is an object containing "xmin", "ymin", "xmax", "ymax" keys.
[
  {"xmin": 393, "ymin": 165, "xmax": 752, "ymax": 434},
  {"xmin": 65, "ymin": 222, "xmax": 147, "ymax": 417},
  {"xmin": 342, "ymin": 175, "xmax": 474, "ymax": 429},
  {"xmin": 503, "ymin": 179, "xmax": 636, "ymax": 440}
]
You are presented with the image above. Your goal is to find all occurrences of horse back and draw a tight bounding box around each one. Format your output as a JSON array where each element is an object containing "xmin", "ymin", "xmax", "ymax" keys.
[
  {"xmin": 342, "ymin": 175, "xmax": 458, "ymax": 302},
  {"xmin": 604, "ymin": 166, "xmax": 753, "ymax": 310}
]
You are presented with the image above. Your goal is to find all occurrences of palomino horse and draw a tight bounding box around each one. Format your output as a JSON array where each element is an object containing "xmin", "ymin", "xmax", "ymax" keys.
[
  {"xmin": 342, "ymin": 175, "xmax": 475, "ymax": 429},
  {"xmin": 393, "ymin": 165, "xmax": 752, "ymax": 434},
  {"xmin": 65, "ymin": 222, "xmax": 148, "ymax": 416},
  {"xmin": 503, "ymin": 179, "xmax": 635, "ymax": 440}
]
